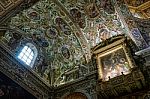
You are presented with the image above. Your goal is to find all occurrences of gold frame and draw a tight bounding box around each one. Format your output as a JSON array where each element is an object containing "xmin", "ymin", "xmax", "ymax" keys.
[{"xmin": 94, "ymin": 38, "xmax": 134, "ymax": 81}]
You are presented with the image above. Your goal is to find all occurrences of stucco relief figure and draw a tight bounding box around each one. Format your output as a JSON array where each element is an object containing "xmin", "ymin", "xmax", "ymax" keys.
[
  {"xmin": 85, "ymin": 3, "xmax": 99, "ymax": 18},
  {"xmin": 70, "ymin": 8, "xmax": 86, "ymax": 28},
  {"xmin": 55, "ymin": 17, "xmax": 71, "ymax": 35}
]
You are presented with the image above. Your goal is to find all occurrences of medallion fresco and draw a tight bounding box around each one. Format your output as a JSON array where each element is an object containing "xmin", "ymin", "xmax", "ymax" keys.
[
  {"xmin": 46, "ymin": 26, "xmax": 58, "ymax": 38},
  {"xmin": 70, "ymin": 8, "xmax": 86, "ymax": 28},
  {"xmin": 61, "ymin": 46, "xmax": 71, "ymax": 59},
  {"xmin": 27, "ymin": 9, "xmax": 40, "ymax": 21}
]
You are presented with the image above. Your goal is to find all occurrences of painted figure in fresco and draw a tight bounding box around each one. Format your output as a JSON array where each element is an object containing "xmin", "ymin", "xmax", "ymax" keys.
[
  {"xmin": 130, "ymin": 28, "xmax": 148, "ymax": 49},
  {"xmin": 111, "ymin": 50, "xmax": 129, "ymax": 73},
  {"xmin": 8, "ymin": 32, "xmax": 22, "ymax": 50},
  {"xmin": 102, "ymin": 49, "xmax": 129, "ymax": 80},
  {"xmin": 111, "ymin": 58, "xmax": 128, "ymax": 76},
  {"xmin": 86, "ymin": 3, "xmax": 99, "ymax": 18},
  {"xmin": 32, "ymin": 34, "xmax": 49, "ymax": 47},
  {"xmin": 36, "ymin": 57, "xmax": 48, "ymax": 77},
  {"xmin": 101, "ymin": 0, "xmax": 115, "ymax": 14},
  {"xmin": 61, "ymin": 46, "xmax": 70, "ymax": 59},
  {"xmin": 27, "ymin": 10, "xmax": 40, "ymax": 20},
  {"xmin": 87, "ymin": 30, "xmax": 96, "ymax": 46},
  {"xmin": 99, "ymin": 28, "xmax": 111, "ymax": 41},
  {"xmin": 97, "ymin": 24, "xmax": 106, "ymax": 32},
  {"xmin": 46, "ymin": 26, "xmax": 58, "ymax": 38},
  {"xmin": 55, "ymin": 17, "xmax": 71, "ymax": 35},
  {"xmin": 70, "ymin": 8, "xmax": 85, "ymax": 28}
]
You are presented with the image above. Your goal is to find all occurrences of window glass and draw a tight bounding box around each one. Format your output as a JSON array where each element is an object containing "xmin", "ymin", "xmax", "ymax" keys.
[{"xmin": 18, "ymin": 45, "xmax": 35, "ymax": 67}]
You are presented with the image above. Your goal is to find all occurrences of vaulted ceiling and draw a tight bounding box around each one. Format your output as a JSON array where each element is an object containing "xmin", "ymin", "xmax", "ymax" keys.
[
  {"xmin": 4, "ymin": 0, "xmax": 127, "ymax": 85},
  {"xmin": 4, "ymin": 0, "xmax": 150, "ymax": 86},
  {"xmin": 1, "ymin": 0, "xmax": 149, "ymax": 86},
  {"xmin": 9, "ymin": 0, "xmax": 126, "ymax": 57}
]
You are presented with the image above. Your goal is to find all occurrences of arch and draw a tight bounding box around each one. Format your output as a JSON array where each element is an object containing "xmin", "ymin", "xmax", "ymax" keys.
[{"xmin": 17, "ymin": 43, "xmax": 38, "ymax": 67}]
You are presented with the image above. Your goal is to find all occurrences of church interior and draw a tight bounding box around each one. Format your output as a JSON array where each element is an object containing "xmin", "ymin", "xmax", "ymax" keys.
[{"xmin": 0, "ymin": 0, "xmax": 150, "ymax": 99}]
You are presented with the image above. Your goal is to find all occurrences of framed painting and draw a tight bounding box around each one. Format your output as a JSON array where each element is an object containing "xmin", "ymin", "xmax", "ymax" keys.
[{"xmin": 97, "ymin": 44, "xmax": 133, "ymax": 81}]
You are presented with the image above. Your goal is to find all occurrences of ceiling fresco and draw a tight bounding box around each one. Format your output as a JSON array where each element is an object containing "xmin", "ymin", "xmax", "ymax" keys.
[
  {"xmin": 7, "ymin": 0, "xmax": 127, "ymax": 85},
  {"xmin": 56, "ymin": 0, "xmax": 126, "ymax": 47}
]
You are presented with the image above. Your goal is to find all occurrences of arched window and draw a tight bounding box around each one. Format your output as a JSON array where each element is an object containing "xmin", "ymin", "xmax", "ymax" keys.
[{"xmin": 18, "ymin": 43, "xmax": 37, "ymax": 67}]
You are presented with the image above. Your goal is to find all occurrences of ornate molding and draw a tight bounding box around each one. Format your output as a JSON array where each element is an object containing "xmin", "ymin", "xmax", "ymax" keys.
[
  {"xmin": 54, "ymin": 71, "xmax": 97, "ymax": 99},
  {"xmin": 96, "ymin": 68, "xmax": 145, "ymax": 98},
  {"xmin": 92, "ymin": 35, "xmax": 146, "ymax": 98},
  {"xmin": 0, "ymin": 41, "xmax": 52, "ymax": 99},
  {"xmin": 0, "ymin": 0, "xmax": 39, "ymax": 25}
]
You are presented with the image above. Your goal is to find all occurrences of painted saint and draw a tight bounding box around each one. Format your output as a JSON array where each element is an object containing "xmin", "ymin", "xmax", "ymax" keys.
[
  {"xmin": 46, "ymin": 26, "xmax": 58, "ymax": 38},
  {"xmin": 70, "ymin": 8, "xmax": 86, "ymax": 28},
  {"xmin": 86, "ymin": 3, "xmax": 99, "ymax": 18},
  {"xmin": 61, "ymin": 46, "xmax": 70, "ymax": 59},
  {"xmin": 101, "ymin": 48, "xmax": 130, "ymax": 81},
  {"xmin": 99, "ymin": 28, "xmax": 111, "ymax": 41},
  {"xmin": 55, "ymin": 17, "xmax": 71, "ymax": 35}
]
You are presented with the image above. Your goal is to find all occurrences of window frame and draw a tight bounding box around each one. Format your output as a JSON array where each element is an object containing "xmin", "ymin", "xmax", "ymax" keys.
[{"xmin": 17, "ymin": 43, "xmax": 37, "ymax": 67}]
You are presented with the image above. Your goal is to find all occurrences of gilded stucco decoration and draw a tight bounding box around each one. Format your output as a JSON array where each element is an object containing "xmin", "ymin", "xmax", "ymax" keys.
[
  {"xmin": 124, "ymin": 0, "xmax": 150, "ymax": 19},
  {"xmin": 9, "ymin": 0, "xmax": 86, "ymax": 85},
  {"xmin": 8, "ymin": 0, "xmax": 128, "ymax": 85},
  {"xmin": 58, "ymin": 0, "xmax": 126, "ymax": 47},
  {"xmin": 117, "ymin": 0, "xmax": 149, "ymax": 49}
]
